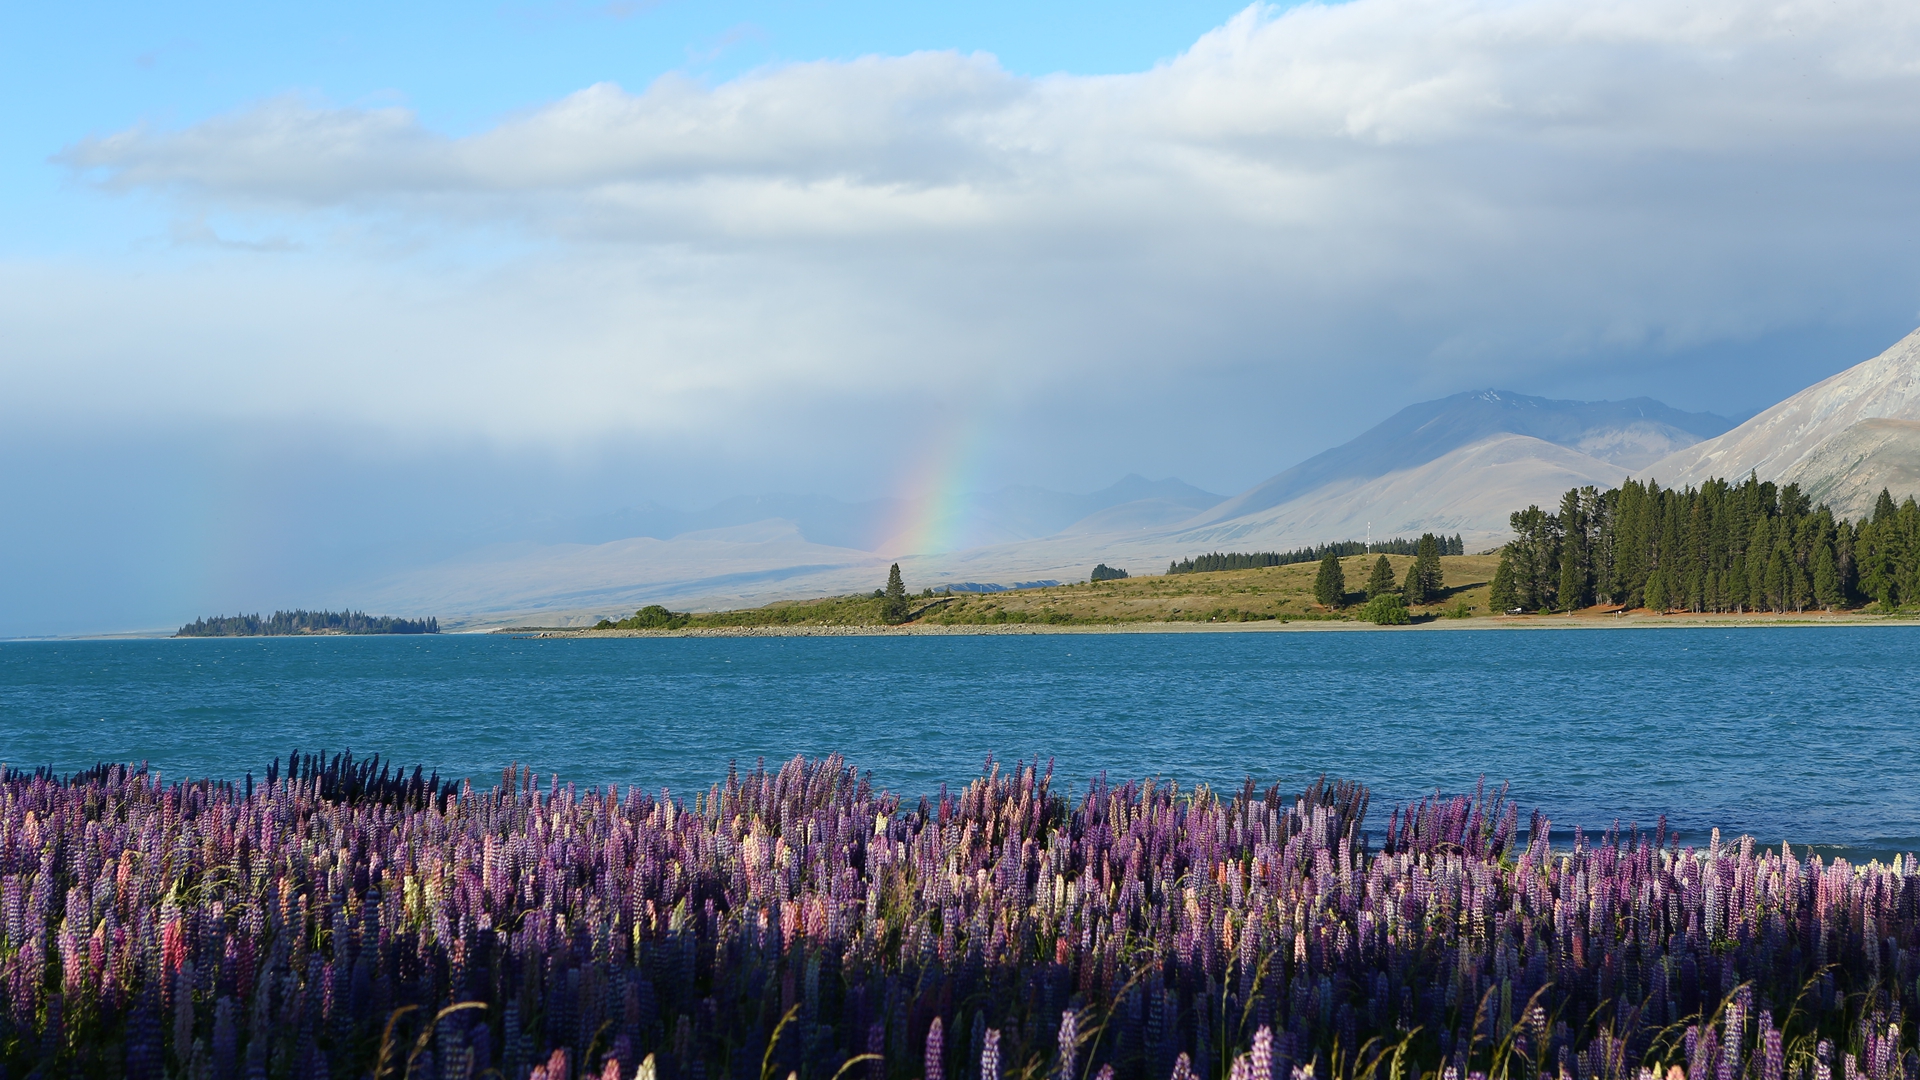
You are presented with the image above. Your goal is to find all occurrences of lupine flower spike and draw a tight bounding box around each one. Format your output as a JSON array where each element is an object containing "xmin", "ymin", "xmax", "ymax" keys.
[{"xmin": 0, "ymin": 754, "xmax": 1914, "ymax": 1080}]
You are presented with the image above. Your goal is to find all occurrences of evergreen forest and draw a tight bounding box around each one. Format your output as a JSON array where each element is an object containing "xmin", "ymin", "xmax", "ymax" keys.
[
  {"xmin": 174, "ymin": 610, "xmax": 438, "ymax": 636},
  {"xmin": 1167, "ymin": 534, "xmax": 1463, "ymax": 575},
  {"xmin": 1490, "ymin": 475, "xmax": 1920, "ymax": 613}
]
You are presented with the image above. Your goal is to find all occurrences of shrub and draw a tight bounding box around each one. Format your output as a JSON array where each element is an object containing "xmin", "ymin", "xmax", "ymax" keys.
[
  {"xmin": 613, "ymin": 603, "xmax": 690, "ymax": 630},
  {"xmin": 1362, "ymin": 592, "xmax": 1411, "ymax": 624}
]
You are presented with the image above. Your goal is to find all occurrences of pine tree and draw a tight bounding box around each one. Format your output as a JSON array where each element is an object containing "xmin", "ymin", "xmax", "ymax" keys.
[
  {"xmin": 1644, "ymin": 568, "xmax": 1669, "ymax": 613},
  {"xmin": 1366, "ymin": 555, "xmax": 1398, "ymax": 600},
  {"xmin": 1557, "ymin": 488, "xmax": 1589, "ymax": 612},
  {"xmin": 1489, "ymin": 550, "xmax": 1518, "ymax": 612},
  {"xmin": 1406, "ymin": 533, "xmax": 1444, "ymax": 605},
  {"xmin": 1812, "ymin": 543, "xmax": 1839, "ymax": 610},
  {"xmin": 1875, "ymin": 487, "xmax": 1898, "ymax": 525},
  {"xmin": 1313, "ymin": 552, "xmax": 1346, "ymax": 608},
  {"xmin": 882, "ymin": 563, "xmax": 910, "ymax": 624}
]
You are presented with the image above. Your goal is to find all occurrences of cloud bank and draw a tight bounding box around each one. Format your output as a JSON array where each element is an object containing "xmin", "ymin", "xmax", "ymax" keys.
[{"xmin": 18, "ymin": 0, "xmax": 1920, "ymax": 468}]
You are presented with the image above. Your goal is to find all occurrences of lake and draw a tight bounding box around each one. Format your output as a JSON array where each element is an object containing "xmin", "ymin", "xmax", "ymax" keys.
[{"xmin": 2, "ymin": 626, "xmax": 1915, "ymax": 855}]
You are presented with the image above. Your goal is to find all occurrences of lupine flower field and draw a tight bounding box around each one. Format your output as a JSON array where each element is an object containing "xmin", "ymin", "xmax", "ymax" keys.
[{"xmin": 3, "ymin": 752, "xmax": 1919, "ymax": 1080}]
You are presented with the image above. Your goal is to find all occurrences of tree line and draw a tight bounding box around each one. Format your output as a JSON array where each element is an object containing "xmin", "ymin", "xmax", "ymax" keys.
[
  {"xmin": 1168, "ymin": 534, "xmax": 1463, "ymax": 575},
  {"xmin": 175, "ymin": 610, "xmax": 438, "ymax": 636},
  {"xmin": 1312, "ymin": 532, "xmax": 1451, "ymax": 614},
  {"xmin": 1490, "ymin": 475, "xmax": 1920, "ymax": 613}
]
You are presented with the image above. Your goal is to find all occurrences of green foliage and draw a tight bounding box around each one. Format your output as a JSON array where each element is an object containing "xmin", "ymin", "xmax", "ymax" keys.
[
  {"xmin": 599, "ymin": 604, "xmax": 691, "ymax": 630},
  {"xmin": 1365, "ymin": 555, "xmax": 1398, "ymax": 600},
  {"xmin": 1488, "ymin": 552, "xmax": 1519, "ymax": 613},
  {"xmin": 1442, "ymin": 600, "xmax": 1474, "ymax": 619},
  {"xmin": 1644, "ymin": 567, "xmax": 1670, "ymax": 613},
  {"xmin": 176, "ymin": 610, "xmax": 437, "ymax": 636},
  {"xmin": 1402, "ymin": 532, "xmax": 1445, "ymax": 605},
  {"xmin": 1361, "ymin": 593, "xmax": 1410, "ymax": 624},
  {"xmin": 1506, "ymin": 503, "xmax": 1561, "ymax": 611},
  {"xmin": 1556, "ymin": 488, "xmax": 1593, "ymax": 611},
  {"xmin": 691, "ymin": 594, "xmax": 891, "ymax": 627},
  {"xmin": 1497, "ymin": 475, "xmax": 1895, "ymax": 614},
  {"xmin": 1089, "ymin": 563, "xmax": 1130, "ymax": 582},
  {"xmin": 882, "ymin": 563, "xmax": 910, "ymax": 624},
  {"xmin": 1167, "ymin": 534, "xmax": 1463, "ymax": 575},
  {"xmin": 1312, "ymin": 551, "xmax": 1346, "ymax": 608}
]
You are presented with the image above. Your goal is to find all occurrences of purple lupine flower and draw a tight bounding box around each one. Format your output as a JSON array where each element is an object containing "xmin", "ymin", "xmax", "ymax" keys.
[
  {"xmin": 1252, "ymin": 1026, "xmax": 1274, "ymax": 1080},
  {"xmin": 3, "ymin": 753, "xmax": 1919, "ymax": 1080},
  {"xmin": 982, "ymin": 1028, "xmax": 1001, "ymax": 1080},
  {"xmin": 927, "ymin": 1017, "xmax": 945, "ymax": 1080},
  {"xmin": 1058, "ymin": 1009, "xmax": 1079, "ymax": 1080}
]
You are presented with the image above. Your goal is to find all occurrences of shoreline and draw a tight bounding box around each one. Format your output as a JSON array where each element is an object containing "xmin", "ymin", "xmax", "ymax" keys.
[{"xmin": 519, "ymin": 610, "xmax": 1920, "ymax": 638}]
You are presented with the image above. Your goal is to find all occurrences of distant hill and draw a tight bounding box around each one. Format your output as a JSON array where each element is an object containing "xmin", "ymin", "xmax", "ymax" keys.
[
  {"xmin": 1187, "ymin": 390, "xmax": 1730, "ymax": 529},
  {"xmin": 1648, "ymin": 328, "xmax": 1920, "ymax": 513}
]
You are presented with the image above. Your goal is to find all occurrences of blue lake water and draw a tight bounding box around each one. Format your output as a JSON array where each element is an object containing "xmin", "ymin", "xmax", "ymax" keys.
[{"xmin": 2, "ymin": 627, "xmax": 1916, "ymax": 854}]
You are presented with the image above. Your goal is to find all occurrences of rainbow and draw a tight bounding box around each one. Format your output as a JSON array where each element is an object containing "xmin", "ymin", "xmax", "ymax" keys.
[{"xmin": 879, "ymin": 414, "xmax": 991, "ymax": 557}]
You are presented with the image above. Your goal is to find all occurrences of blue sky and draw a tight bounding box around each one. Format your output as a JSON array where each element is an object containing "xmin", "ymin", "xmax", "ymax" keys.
[
  {"xmin": 1, "ymin": 1, "xmax": 1248, "ymax": 251},
  {"xmin": 5, "ymin": 0, "xmax": 1920, "ymax": 634}
]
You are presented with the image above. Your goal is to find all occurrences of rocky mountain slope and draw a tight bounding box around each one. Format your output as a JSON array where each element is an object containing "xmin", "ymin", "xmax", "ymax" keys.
[
  {"xmin": 1779, "ymin": 419, "xmax": 1920, "ymax": 520},
  {"xmin": 1188, "ymin": 391, "xmax": 1729, "ymax": 529},
  {"xmin": 1647, "ymin": 328, "xmax": 1920, "ymax": 500}
]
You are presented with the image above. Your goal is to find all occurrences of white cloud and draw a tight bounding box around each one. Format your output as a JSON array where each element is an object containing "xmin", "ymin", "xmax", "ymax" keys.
[{"xmin": 18, "ymin": 0, "xmax": 1920, "ymax": 458}]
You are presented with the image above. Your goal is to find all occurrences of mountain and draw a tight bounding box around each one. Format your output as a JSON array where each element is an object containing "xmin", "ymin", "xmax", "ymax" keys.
[
  {"xmin": 1647, "ymin": 328, "xmax": 1920, "ymax": 508},
  {"xmin": 364, "ymin": 389, "xmax": 1736, "ymax": 625},
  {"xmin": 1779, "ymin": 419, "xmax": 1920, "ymax": 520},
  {"xmin": 1187, "ymin": 391, "xmax": 1731, "ymax": 528},
  {"xmin": 1159, "ymin": 434, "xmax": 1630, "ymax": 551}
]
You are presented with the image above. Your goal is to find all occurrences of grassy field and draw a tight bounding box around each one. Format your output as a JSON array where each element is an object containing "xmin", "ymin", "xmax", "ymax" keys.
[
  {"xmin": 619, "ymin": 554, "xmax": 1506, "ymax": 630},
  {"xmin": 914, "ymin": 553, "xmax": 1502, "ymax": 625}
]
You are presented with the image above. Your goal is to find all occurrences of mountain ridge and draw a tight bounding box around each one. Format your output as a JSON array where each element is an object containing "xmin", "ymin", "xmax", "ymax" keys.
[
  {"xmin": 1647, "ymin": 328, "xmax": 1920, "ymax": 499},
  {"xmin": 1188, "ymin": 390, "xmax": 1731, "ymax": 528}
]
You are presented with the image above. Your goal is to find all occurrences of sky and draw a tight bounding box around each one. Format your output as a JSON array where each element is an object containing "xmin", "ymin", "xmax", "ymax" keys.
[{"xmin": 5, "ymin": 0, "xmax": 1920, "ymax": 634}]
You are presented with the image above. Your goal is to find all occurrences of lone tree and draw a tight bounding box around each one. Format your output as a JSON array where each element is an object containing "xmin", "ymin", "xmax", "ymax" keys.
[
  {"xmin": 882, "ymin": 563, "xmax": 911, "ymax": 623},
  {"xmin": 1365, "ymin": 555, "xmax": 1398, "ymax": 600},
  {"xmin": 1313, "ymin": 552, "xmax": 1346, "ymax": 608},
  {"xmin": 1403, "ymin": 533, "xmax": 1445, "ymax": 604}
]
